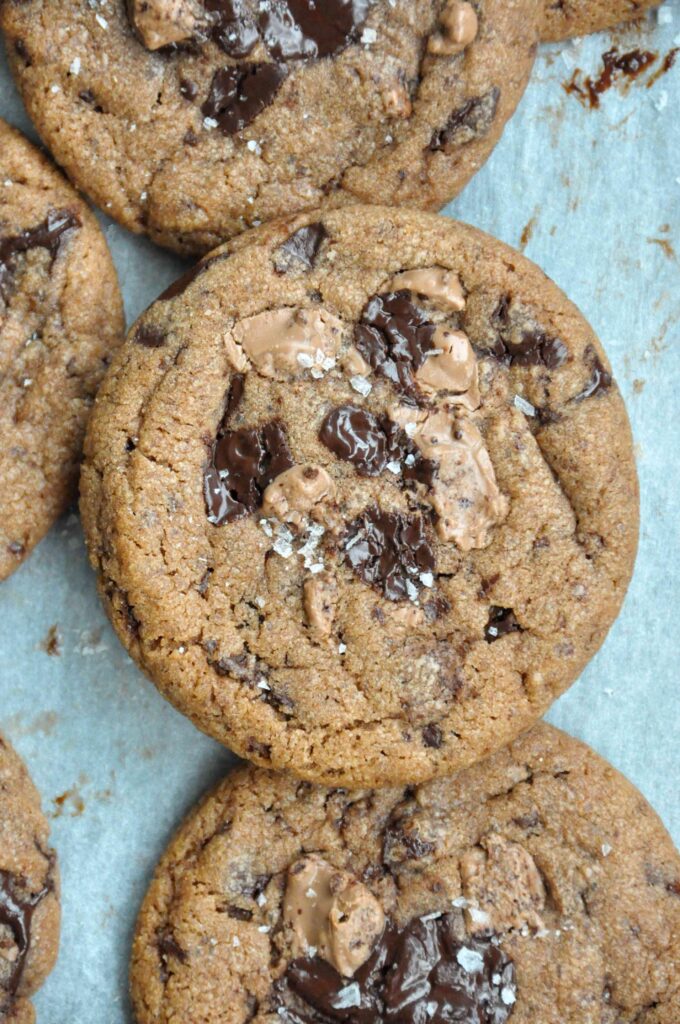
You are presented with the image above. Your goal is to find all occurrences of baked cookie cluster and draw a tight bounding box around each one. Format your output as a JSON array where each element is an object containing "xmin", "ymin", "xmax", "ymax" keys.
[{"xmin": 0, "ymin": 0, "xmax": 673, "ymax": 1022}]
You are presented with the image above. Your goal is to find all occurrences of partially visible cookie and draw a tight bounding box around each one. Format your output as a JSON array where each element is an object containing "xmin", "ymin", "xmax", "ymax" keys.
[
  {"xmin": 0, "ymin": 120, "xmax": 124, "ymax": 580},
  {"xmin": 0, "ymin": 734, "xmax": 60, "ymax": 1023},
  {"xmin": 541, "ymin": 1, "xmax": 660, "ymax": 42},
  {"xmin": 130, "ymin": 723, "xmax": 680, "ymax": 1024},
  {"xmin": 81, "ymin": 205, "xmax": 639, "ymax": 788},
  {"xmin": 1, "ymin": 0, "xmax": 541, "ymax": 254}
]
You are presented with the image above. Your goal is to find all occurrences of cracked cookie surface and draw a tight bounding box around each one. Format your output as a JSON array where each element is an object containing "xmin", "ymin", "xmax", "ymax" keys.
[
  {"xmin": 541, "ymin": 1, "xmax": 660, "ymax": 42},
  {"xmin": 81, "ymin": 206, "xmax": 638, "ymax": 787},
  {"xmin": 1, "ymin": 0, "xmax": 539, "ymax": 254},
  {"xmin": 130, "ymin": 723, "xmax": 680, "ymax": 1024},
  {"xmin": 0, "ymin": 734, "xmax": 60, "ymax": 1024},
  {"xmin": 0, "ymin": 120, "xmax": 124, "ymax": 581}
]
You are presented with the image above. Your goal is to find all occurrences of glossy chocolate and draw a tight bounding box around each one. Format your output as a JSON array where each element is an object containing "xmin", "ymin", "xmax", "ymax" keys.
[
  {"xmin": 203, "ymin": 0, "xmax": 372, "ymax": 60},
  {"xmin": 319, "ymin": 406, "xmax": 388, "ymax": 477},
  {"xmin": 320, "ymin": 407, "xmax": 436, "ymax": 487},
  {"xmin": 204, "ymin": 423, "xmax": 291, "ymax": 523},
  {"xmin": 343, "ymin": 507, "xmax": 435, "ymax": 602},
  {"xmin": 258, "ymin": 0, "xmax": 373, "ymax": 61},
  {"xmin": 573, "ymin": 346, "xmax": 612, "ymax": 401},
  {"xmin": 279, "ymin": 913, "xmax": 516, "ymax": 1024},
  {"xmin": 203, "ymin": 63, "xmax": 287, "ymax": 135},
  {"xmin": 484, "ymin": 607, "xmax": 521, "ymax": 643},
  {"xmin": 204, "ymin": 394, "xmax": 293, "ymax": 524},
  {"xmin": 355, "ymin": 292, "xmax": 437, "ymax": 403},
  {"xmin": 0, "ymin": 209, "xmax": 81, "ymax": 300},
  {"xmin": 0, "ymin": 869, "xmax": 52, "ymax": 999}
]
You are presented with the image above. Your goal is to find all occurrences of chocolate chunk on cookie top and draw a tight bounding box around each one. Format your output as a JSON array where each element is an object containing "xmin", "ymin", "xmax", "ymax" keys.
[
  {"xmin": 0, "ymin": 121, "xmax": 124, "ymax": 581},
  {"xmin": 0, "ymin": 734, "xmax": 60, "ymax": 1023},
  {"xmin": 130, "ymin": 724, "xmax": 680, "ymax": 1024},
  {"xmin": 1, "ymin": 0, "xmax": 541, "ymax": 254},
  {"xmin": 81, "ymin": 207, "xmax": 638, "ymax": 787}
]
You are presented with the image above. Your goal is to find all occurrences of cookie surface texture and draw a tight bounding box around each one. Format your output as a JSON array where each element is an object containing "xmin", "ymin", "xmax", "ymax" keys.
[
  {"xmin": 81, "ymin": 206, "xmax": 639, "ymax": 787},
  {"xmin": 0, "ymin": 120, "xmax": 124, "ymax": 580},
  {"xmin": 1, "ymin": 1, "xmax": 539, "ymax": 254},
  {"xmin": 0, "ymin": 734, "xmax": 60, "ymax": 1024},
  {"xmin": 130, "ymin": 723, "xmax": 680, "ymax": 1024}
]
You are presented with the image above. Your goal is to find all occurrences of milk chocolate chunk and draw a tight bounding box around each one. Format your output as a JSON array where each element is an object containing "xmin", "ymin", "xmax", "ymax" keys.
[
  {"xmin": 461, "ymin": 834, "xmax": 546, "ymax": 935},
  {"xmin": 202, "ymin": 63, "xmax": 287, "ymax": 135},
  {"xmin": 283, "ymin": 855, "xmax": 385, "ymax": 977},
  {"xmin": 204, "ymin": 415, "xmax": 293, "ymax": 524},
  {"xmin": 258, "ymin": 0, "xmax": 373, "ymax": 61},
  {"xmin": 344, "ymin": 507, "xmax": 435, "ymax": 602},
  {"xmin": 262, "ymin": 464, "xmax": 336, "ymax": 523},
  {"xmin": 281, "ymin": 913, "xmax": 516, "ymax": 1024},
  {"xmin": 233, "ymin": 306, "xmax": 342, "ymax": 379},
  {"xmin": 427, "ymin": 0, "xmax": 478, "ymax": 57},
  {"xmin": 354, "ymin": 292, "xmax": 437, "ymax": 402},
  {"xmin": 0, "ymin": 209, "xmax": 80, "ymax": 300}
]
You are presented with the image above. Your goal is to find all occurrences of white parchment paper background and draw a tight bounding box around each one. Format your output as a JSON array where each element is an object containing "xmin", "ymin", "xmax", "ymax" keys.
[{"xmin": 1, "ymin": 5, "xmax": 679, "ymax": 1020}]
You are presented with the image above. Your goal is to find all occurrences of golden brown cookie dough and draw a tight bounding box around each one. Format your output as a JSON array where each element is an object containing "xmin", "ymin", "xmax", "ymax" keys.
[
  {"xmin": 0, "ymin": 1, "xmax": 540, "ymax": 254},
  {"xmin": 541, "ymin": 0, "xmax": 660, "ymax": 42},
  {"xmin": 0, "ymin": 120, "xmax": 124, "ymax": 581},
  {"xmin": 0, "ymin": 734, "xmax": 60, "ymax": 1024},
  {"xmin": 130, "ymin": 723, "xmax": 680, "ymax": 1024},
  {"xmin": 81, "ymin": 206, "xmax": 638, "ymax": 788}
]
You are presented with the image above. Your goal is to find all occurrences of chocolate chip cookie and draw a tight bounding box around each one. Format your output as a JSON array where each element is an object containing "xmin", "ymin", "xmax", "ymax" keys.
[
  {"xmin": 541, "ymin": 1, "xmax": 660, "ymax": 42},
  {"xmin": 130, "ymin": 722, "xmax": 680, "ymax": 1024},
  {"xmin": 81, "ymin": 206, "xmax": 638, "ymax": 786},
  {"xmin": 0, "ymin": 120, "xmax": 124, "ymax": 581},
  {"xmin": 0, "ymin": 734, "xmax": 60, "ymax": 1024},
  {"xmin": 1, "ymin": 1, "xmax": 540, "ymax": 254}
]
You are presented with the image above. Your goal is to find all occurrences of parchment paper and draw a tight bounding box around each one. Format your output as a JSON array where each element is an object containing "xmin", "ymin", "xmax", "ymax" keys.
[{"xmin": 1, "ymin": 6, "xmax": 678, "ymax": 1020}]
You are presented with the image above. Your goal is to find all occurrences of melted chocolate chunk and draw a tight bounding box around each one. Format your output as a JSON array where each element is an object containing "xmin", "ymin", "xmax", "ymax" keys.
[
  {"xmin": 134, "ymin": 323, "xmax": 167, "ymax": 348},
  {"xmin": 0, "ymin": 870, "xmax": 53, "ymax": 999},
  {"xmin": 430, "ymin": 88, "xmax": 500, "ymax": 151},
  {"xmin": 573, "ymin": 345, "xmax": 612, "ymax": 401},
  {"xmin": 202, "ymin": 63, "xmax": 287, "ymax": 134},
  {"xmin": 258, "ymin": 0, "xmax": 373, "ymax": 61},
  {"xmin": 277, "ymin": 222, "xmax": 328, "ymax": 271},
  {"xmin": 204, "ymin": 398, "xmax": 293, "ymax": 524},
  {"xmin": 344, "ymin": 507, "xmax": 435, "ymax": 602},
  {"xmin": 205, "ymin": 0, "xmax": 260, "ymax": 56},
  {"xmin": 320, "ymin": 406, "xmax": 387, "ymax": 477},
  {"xmin": 0, "ymin": 209, "xmax": 81, "ymax": 300},
  {"xmin": 354, "ymin": 292, "xmax": 437, "ymax": 403},
  {"xmin": 279, "ymin": 913, "xmax": 516, "ymax": 1024},
  {"xmin": 319, "ymin": 407, "xmax": 436, "ymax": 486},
  {"xmin": 488, "ymin": 297, "xmax": 568, "ymax": 369},
  {"xmin": 484, "ymin": 606, "xmax": 521, "ymax": 643}
]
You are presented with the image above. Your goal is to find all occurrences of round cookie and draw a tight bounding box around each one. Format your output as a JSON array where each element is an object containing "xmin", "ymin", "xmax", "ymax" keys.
[
  {"xmin": 541, "ymin": 1, "xmax": 660, "ymax": 42},
  {"xmin": 81, "ymin": 206, "xmax": 638, "ymax": 788},
  {"xmin": 0, "ymin": 734, "xmax": 60, "ymax": 1024},
  {"xmin": 0, "ymin": 120, "xmax": 124, "ymax": 581},
  {"xmin": 130, "ymin": 723, "xmax": 680, "ymax": 1024},
  {"xmin": 1, "ymin": 0, "xmax": 540, "ymax": 255}
]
